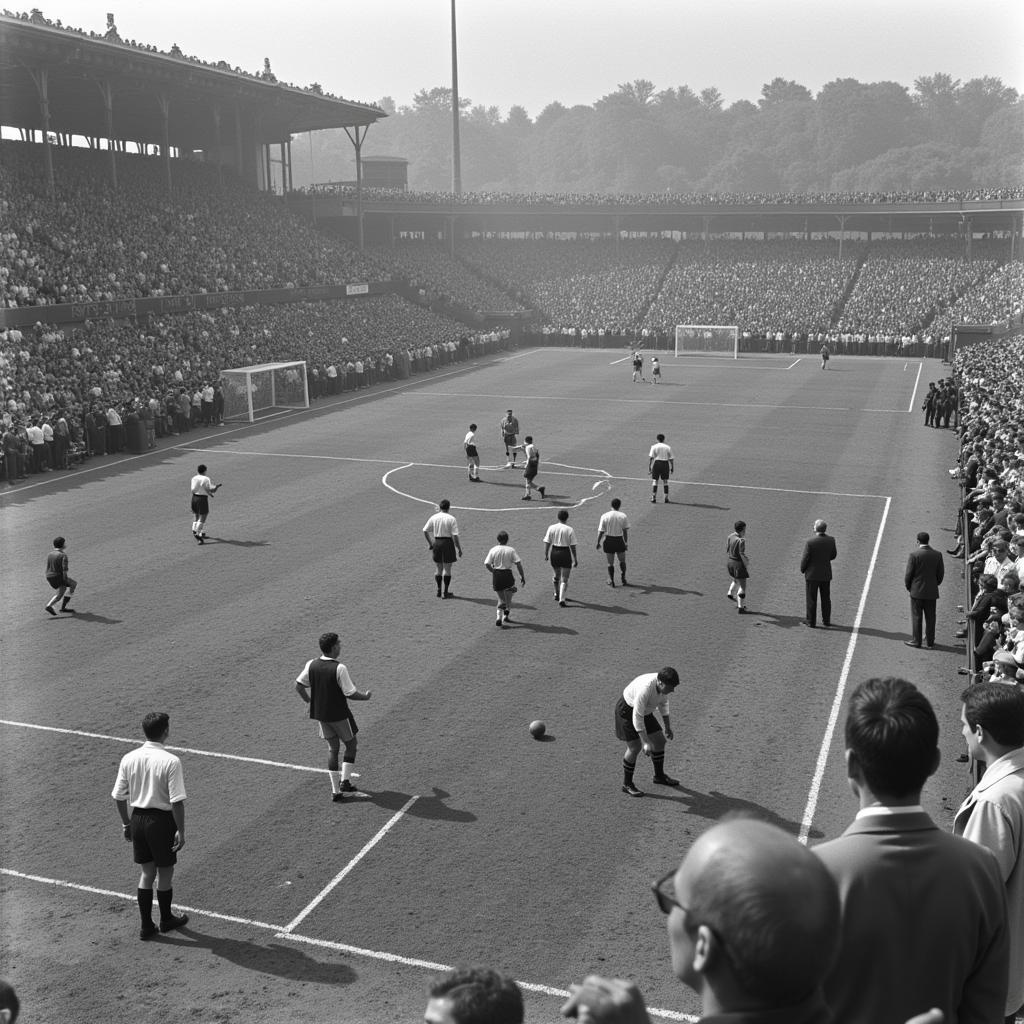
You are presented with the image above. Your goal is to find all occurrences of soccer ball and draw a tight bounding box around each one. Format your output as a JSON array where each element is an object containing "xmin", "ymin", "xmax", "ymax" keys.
[{"xmin": 529, "ymin": 720, "xmax": 546, "ymax": 739}]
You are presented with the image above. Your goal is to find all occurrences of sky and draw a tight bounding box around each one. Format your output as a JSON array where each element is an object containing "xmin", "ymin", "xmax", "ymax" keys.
[{"xmin": 16, "ymin": 0, "xmax": 1024, "ymax": 116}]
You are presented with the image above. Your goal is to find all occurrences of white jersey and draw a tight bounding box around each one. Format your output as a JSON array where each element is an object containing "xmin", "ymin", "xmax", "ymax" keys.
[
  {"xmin": 598, "ymin": 509, "xmax": 629, "ymax": 537},
  {"xmin": 648, "ymin": 442, "xmax": 673, "ymax": 462}
]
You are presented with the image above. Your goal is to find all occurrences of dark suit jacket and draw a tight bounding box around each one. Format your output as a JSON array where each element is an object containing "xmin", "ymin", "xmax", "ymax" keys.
[
  {"xmin": 905, "ymin": 544, "xmax": 945, "ymax": 599},
  {"xmin": 800, "ymin": 533, "xmax": 837, "ymax": 581},
  {"xmin": 967, "ymin": 589, "xmax": 1009, "ymax": 623},
  {"xmin": 814, "ymin": 810, "xmax": 1008, "ymax": 1024}
]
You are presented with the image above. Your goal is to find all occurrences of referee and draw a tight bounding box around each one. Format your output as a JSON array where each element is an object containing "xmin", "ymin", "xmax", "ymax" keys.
[
  {"xmin": 596, "ymin": 497, "xmax": 629, "ymax": 587},
  {"xmin": 112, "ymin": 712, "xmax": 188, "ymax": 940}
]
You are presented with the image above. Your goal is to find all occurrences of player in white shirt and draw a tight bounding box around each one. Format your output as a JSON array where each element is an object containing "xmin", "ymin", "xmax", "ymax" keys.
[
  {"xmin": 464, "ymin": 423, "xmax": 480, "ymax": 482},
  {"xmin": 596, "ymin": 497, "xmax": 629, "ymax": 587},
  {"xmin": 543, "ymin": 509, "xmax": 578, "ymax": 607},
  {"xmin": 423, "ymin": 499, "xmax": 463, "ymax": 598},
  {"xmin": 614, "ymin": 667, "xmax": 681, "ymax": 796},
  {"xmin": 483, "ymin": 531, "xmax": 527, "ymax": 627},
  {"xmin": 189, "ymin": 463, "xmax": 222, "ymax": 543},
  {"xmin": 648, "ymin": 434, "xmax": 674, "ymax": 503}
]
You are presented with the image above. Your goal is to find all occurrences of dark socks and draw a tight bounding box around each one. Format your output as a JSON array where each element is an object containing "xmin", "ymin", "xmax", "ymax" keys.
[{"xmin": 138, "ymin": 887, "xmax": 154, "ymax": 925}]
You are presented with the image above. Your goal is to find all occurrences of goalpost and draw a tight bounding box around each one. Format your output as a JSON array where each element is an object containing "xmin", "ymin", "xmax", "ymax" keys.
[
  {"xmin": 220, "ymin": 361, "xmax": 309, "ymax": 423},
  {"xmin": 674, "ymin": 325, "xmax": 739, "ymax": 359}
]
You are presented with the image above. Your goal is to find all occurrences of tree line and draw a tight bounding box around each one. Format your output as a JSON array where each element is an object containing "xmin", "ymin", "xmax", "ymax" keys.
[{"xmin": 290, "ymin": 73, "xmax": 1023, "ymax": 195}]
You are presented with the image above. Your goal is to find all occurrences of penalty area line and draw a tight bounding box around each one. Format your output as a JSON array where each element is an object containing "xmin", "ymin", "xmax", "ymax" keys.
[
  {"xmin": 798, "ymin": 495, "xmax": 891, "ymax": 844},
  {"xmin": 0, "ymin": 867, "xmax": 693, "ymax": 1019}
]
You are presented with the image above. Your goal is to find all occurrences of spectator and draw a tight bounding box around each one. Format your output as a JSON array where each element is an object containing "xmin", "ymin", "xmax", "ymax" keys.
[{"xmin": 425, "ymin": 967, "xmax": 523, "ymax": 1024}]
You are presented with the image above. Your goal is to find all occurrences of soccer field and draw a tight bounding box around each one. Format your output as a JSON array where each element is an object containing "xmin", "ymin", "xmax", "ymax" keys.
[{"xmin": 0, "ymin": 348, "xmax": 969, "ymax": 1023}]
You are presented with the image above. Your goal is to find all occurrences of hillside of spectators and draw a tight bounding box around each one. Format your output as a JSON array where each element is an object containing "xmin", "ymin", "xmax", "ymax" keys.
[
  {"xmin": 644, "ymin": 239, "xmax": 858, "ymax": 336},
  {"xmin": 459, "ymin": 238, "xmax": 675, "ymax": 329},
  {"xmin": 930, "ymin": 260, "xmax": 1024, "ymax": 337},
  {"xmin": 0, "ymin": 141, "xmax": 395, "ymax": 307},
  {"xmin": 367, "ymin": 241, "xmax": 525, "ymax": 315}
]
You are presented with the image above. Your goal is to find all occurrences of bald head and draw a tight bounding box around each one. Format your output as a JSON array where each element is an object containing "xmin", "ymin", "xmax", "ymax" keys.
[{"xmin": 671, "ymin": 819, "xmax": 839, "ymax": 1007}]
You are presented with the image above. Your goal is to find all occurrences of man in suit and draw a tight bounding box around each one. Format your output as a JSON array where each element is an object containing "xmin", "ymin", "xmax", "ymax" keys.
[
  {"xmin": 800, "ymin": 519, "xmax": 837, "ymax": 628},
  {"xmin": 904, "ymin": 530, "xmax": 945, "ymax": 648},
  {"xmin": 954, "ymin": 682, "xmax": 1024, "ymax": 1024},
  {"xmin": 813, "ymin": 677, "xmax": 1008, "ymax": 1024}
]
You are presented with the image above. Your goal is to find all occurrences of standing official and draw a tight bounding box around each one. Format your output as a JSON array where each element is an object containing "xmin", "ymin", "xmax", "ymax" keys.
[
  {"xmin": 800, "ymin": 519, "xmax": 837, "ymax": 628},
  {"xmin": 904, "ymin": 531, "xmax": 944, "ymax": 648},
  {"xmin": 500, "ymin": 410, "xmax": 520, "ymax": 467},
  {"xmin": 295, "ymin": 632, "xmax": 372, "ymax": 801},
  {"xmin": 596, "ymin": 498, "xmax": 629, "ymax": 587},
  {"xmin": 189, "ymin": 463, "xmax": 221, "ymax": 544},
  {"xmin": 615, "ymin": 667, "xmax": 680, "ymax": 796},
  {"xmin": 111, "ymin": 712, "xmax": 189, "ymax": 940},
  {"xmin": 423, "ymin": 499, "xmax": 462, "ymax": 598},
  {"xmin": 648, "ymin": 434, "xmax": 674, "ymax": 503},
  {"xmin": 544, "ymin": 509, "xmax": 578, "ymax": 607}
]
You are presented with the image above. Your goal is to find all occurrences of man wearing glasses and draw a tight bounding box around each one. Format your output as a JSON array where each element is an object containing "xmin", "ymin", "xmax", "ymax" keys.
[{"xmin": 562, "ymin": 818, "xmax": 841, "ymax": 1023}]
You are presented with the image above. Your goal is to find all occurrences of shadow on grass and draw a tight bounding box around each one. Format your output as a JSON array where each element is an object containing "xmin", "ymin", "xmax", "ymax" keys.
[
  {"xmin": 628, "ymin": 583, "xmax": 704, "ymax": 597},
  {"xmin": 568, "ymin": 599, "xmax": 647, "ymax": 616},
  {"xmin": 505, "ymin": 621, "xmax": 577, "ymax": 635},
  {"xmin": 675, "ymin": 785, "xmax": 825, "ymax": 840},
  {"xmin": 204, "ymin": 537, "xmax": 271, "ymax": 548},
  {"xmin": 369, "ymin": 786, "xmax": 477, "ymax": 823},
  {"xmin": 159, "ymin": 929, "xmax": 358, "ymax": 984},
  {"xmin": 55, "ymin": 610, "xmax": 123, "ymax": 625}
]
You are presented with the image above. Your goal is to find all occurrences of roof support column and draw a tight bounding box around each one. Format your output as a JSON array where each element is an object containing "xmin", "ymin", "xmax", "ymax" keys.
[
  {"xmin": 284, "ymin": 139, "xmax": 293, "ymax": 193},
  {"xmin": 96, "ymin": 79, "xmax": 117, "ymax": 189},
  {"xmin": 212, "ymin": 106, "xmax": 223, "ymax": 186},
  {"xmin": 342, "ymin": 123, "xmax": 369, "ymax": 249},
  {"xmin": 25, "ymin": 66, "xmax": 55, "ymax": 197},
  {"xmin": 836, "ymin": 214, "xmax": 846, "ymax": 260},
  {"xmin": 156, "ymin": 93, "xmax": 172, "ymax": 194},
  {"xmin": 234, "ymin": 104, "xmax": 244, "ymax": 178}
]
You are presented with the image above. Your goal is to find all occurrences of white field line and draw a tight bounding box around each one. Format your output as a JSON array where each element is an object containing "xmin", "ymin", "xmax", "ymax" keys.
[
  {"xmin": 281, "ymin": 796, "xmax": 419, "ymax": 933},
  {"xmin": 907, "ymin": 361, "xmax": 923, "ymax": 413},
  {"xmin": 786, "ymin": 360, "xmax": 800, "ymax": 369},
  {"xmin": 0, "ymin": 867, "xmax": 694, "ymax": 1020},
  {"xmin": 798, "ymin": 495, "xmax": 892, "ymax": 844},
  {"xmin": 0, "ymin": 720, "xmax": 327, "ymax": 775}
]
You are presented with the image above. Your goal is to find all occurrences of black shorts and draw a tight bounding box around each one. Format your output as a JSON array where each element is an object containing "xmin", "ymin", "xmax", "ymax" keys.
[
  {"xmin": 191, "ymin": 494, "xmax": 209, "ymax": 516},
  {"xmin": 131, "ymin": 807, "xmax": 178, "ymax": 867},
  {"xmin": 602, "ymin": 536, "xmax": 626, "ymax": 554},
  {"xmin": 651, "ymin": 460, "xmax": 669, "ymax": 481},
  {"xmin": 46, "ymin": 574, "xmax": 66, "ymax": 590},
  {"xmin": 491, "ymin": 568, "xmax": 515, "ymax": 592},
  {"xmin": 432, "ymin": 537, "xmax": 457, "ymax": 563},
  {"xmin": 524, "ymin": 461, "xmax": 539, "ymax": 481},
  {"xmin": 465, "ymin": 445, "xmax": 478, "ymax": 459},
  {"xmin": 550, "ymin": 546, "xmax": 573, "ymax": 569},
  {"xmin": 614, "ymin": 696, "xmax": 661, "ymax": 741},
  {"xmin": 503, "ymin": 434, "xmax": 517, "ymax": 448},
  {"xmin": 727, "ymin": 560, "xmax": 749, "ymax": 580}
]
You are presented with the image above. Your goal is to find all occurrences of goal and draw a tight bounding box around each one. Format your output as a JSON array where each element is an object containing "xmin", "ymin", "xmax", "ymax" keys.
[
  {"xmin": 674, "ymin": 325, "xmax": 739, "ymax": 359},
  {"xmin": 220, "ymin": 361, "xmax": 309, "ymax": 423}
]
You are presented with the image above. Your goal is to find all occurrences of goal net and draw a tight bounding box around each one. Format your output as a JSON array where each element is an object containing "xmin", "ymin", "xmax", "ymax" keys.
[
  {"xmin": 220, "ymin": 361, "xmax": 309, "ymax": 423},
  {"xmin": 675, "ymin": 325, "xmax": 739, "ymax": 359}
]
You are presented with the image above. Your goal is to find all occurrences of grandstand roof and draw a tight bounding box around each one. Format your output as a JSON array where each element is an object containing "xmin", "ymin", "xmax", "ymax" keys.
[{"xmin": 0, "ymin": 14, "xmax": 385, "ymax": 149}]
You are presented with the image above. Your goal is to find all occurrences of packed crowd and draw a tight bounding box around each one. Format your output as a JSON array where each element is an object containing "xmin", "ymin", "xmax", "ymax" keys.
[
  {"xmin": 931, "ymin": 259, "xmax": 1024, "ymax": 338},
  {"xmin": 0, "ymin": 141, "xmax": 392, "ymax": 308},
  {"xmin": 835, "ymin": 239, "xmax": 1001, "ymax": 338},
  {"xmin": 459, "ymin": 238, "xmax": 675, "ymax": 329},
  {"xmin": 0, "ymin": 294, "xmax": 507, "ymax": 482},
  {"xmin": 368, "ymin": 241, "xmax": 526, "ymax": 315},
  {"xmin": 315, "ymin": 183, "xmax": 1024, "ymax": 206},
  {"xmin": 2, "ymin": 9, "xmax": 382, "ymax": 108},
  {"xmin": 949, "ymin": 336, "xmax": 1024, "ymax": 683}
]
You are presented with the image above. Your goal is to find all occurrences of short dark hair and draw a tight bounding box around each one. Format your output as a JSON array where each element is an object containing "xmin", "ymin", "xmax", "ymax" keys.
[
  {"xmin": 611, "ymin": 498, "xmax": 621, "ymax": 510},
  {"xmin": 0, "ymin": 979, "xmax": 19, "ymax": 1023},
  {"xmin": 916, "ymin": 531, "xmax": 930, "ymax": 544},
  {"xmin": 658, "ymin": 666, "xmax": 680, "ymax": 688},
  {"xmin": 318, "ymin": 632, "xmax": 340, "ymax": 655},
  {"xmin": 657, "ymin": 433, "xmax": 665, "ymax": 442},
  {"xmin": 469, "ymin": 423, "xmax": 477, "ymax": 431},
  {"xmin": 53, "ymin": 535, "xmax": 65, "ymax": 548},
  {"xmin": 428, "ymin": 967, "xmax": 524, "ymax": 1024},
  {"xmin": 142, "ymin": 712, "xmax": 170, "ymax": 740},
  {"xmin": 557, "ymin": 509, "xmax": 569, "ymax": 522},
  {"xmin": 439, "ymin": 499, "xmax": 451, "ymax": 511},
  {"xmin": 524, "ymin": 435, "xmax": 533, "ymax": 443},
  {"xmin": 845, "ymin": 678, "xmax": 938, "ymax": 798},
  {"xmin": 198, "ymin": 464, "xmax": 207, "ymax": 473},
  {"xmin": 978, "ymin": 574, "xmax": 998, "ymax": 592},
  {"xmin": 734, "ymin": 520, "xmax": 746, "ymax": 533},
  {"xmin": 496, "ymin": 531, "xmax": 509, "ymax": 544},
  {"xmin": 962, "ymin": 682, "xmax": 1024, "ymax": 747}
]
